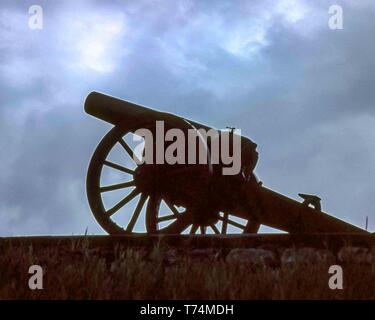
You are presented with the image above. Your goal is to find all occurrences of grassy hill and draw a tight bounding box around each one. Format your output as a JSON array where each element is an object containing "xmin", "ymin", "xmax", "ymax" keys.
[{"xmin": 1, "ymin": 236, "xmax": 374, "ymax": 299}]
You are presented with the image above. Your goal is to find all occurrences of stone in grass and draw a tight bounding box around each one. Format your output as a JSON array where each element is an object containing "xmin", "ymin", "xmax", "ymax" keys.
[
  {"xmin": 162, "ymin": 248, "xmax": 222, "ymax": 266},
  {"xmin": 187, "ymin": 248, "xmax": 221, "ymax": 262},
  {"xmin": 225, "ymin": 248, "xmax": 278, "ymax": 268},
  {"xmin": 281, "ymin": 247, "xmax": 335, "ymax": 265},
  {"xmin": 151, "ymin": 248, "xmax": 221, "ymax": 266},
  {"xmin": 162, "ymin": 248, "xmax": 179, "ymax": 266}
]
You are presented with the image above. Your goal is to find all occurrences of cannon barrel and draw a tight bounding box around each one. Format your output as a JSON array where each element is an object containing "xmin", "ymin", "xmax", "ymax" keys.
[
  {"xmin": 84, "ymin": 91, "xmax": 212, "ymax": 132},
  {"xmin": 84, "ymin": 91, "xmax": 258, "ymax": 165}
]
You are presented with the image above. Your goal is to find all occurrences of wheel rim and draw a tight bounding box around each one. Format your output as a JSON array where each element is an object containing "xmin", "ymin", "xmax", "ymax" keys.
[{"xmin": 87, "ymin": 126, "xmax": 150, "ymax": 234}]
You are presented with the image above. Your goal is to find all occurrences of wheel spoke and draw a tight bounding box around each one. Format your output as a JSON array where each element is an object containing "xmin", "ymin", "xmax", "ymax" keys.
[
  {"xmin": 107, "ymin": 188, "xmax": 140, "ymax": 216},
  {"xmin": 165, "ymin": 201, "xmax": 180, "ymax": 217},
  {"xmin": 119, "ymin": 139, "xmax": 141, "ymax": 164},
  {"xmin": 161, "ymin": 211, "xmax": 193, "ymax": 234},
  {"xmin": 227, "ymin": 219, "xmax": 245, "ymax": 230},
  {"xmin": 221, "ymin": 212, "xmax": 228, "ymax": 234},
  {"xmin": 126, "ymin": 194, "xmax": 147, "ymax": 232},
  {"xmin": 157, "ymin": 214, "xmax": 177, "ymax": 223},
  {"xmin": 190, "ymin": 224, "xmax": 198, "ymax": 234},
  {"xmin": 100, "ymin": 180, "xmax": 135, "ymax": 192},
  {"xmin": 244, "ymin": 221, "xmax": 261, "ymax": 233},
  {"xmin": 210, "ymin": 224, "xmax": 220, "ymax": 234},
  {"xmin": 103, "ymin": 160, "xmax": 135, "ymax": 175},
  {"xmin": 218, "ymin": 215, "xmax": 245, "ymax": 230}
]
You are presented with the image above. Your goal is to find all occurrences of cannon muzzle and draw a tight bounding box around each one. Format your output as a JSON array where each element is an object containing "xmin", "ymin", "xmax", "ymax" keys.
[{"xmin": 84, "ymin": 91, "xmax": 212, "ymax": 132}]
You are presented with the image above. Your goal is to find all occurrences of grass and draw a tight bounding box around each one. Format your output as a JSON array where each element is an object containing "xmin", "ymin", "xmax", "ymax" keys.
[{"xmin": 0, "ymin": 238, "xmax": 375, "ymax": 299}]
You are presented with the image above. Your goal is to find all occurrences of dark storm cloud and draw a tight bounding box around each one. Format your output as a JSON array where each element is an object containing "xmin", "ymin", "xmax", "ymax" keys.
[{"xmin": 0, "ymin": 0, "xmax": 374, "ymax": 235}]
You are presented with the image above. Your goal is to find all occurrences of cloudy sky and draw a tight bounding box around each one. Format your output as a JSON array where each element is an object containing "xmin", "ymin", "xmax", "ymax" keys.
[{"xmin": 0, "ymin": 0, "xmax": 374, "ymax": 235}]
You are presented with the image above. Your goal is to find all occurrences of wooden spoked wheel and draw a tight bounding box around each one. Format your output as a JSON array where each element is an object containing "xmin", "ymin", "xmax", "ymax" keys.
[{"xmin": 87, "ymin": 126, "xmax": 260, "ymax": 235}]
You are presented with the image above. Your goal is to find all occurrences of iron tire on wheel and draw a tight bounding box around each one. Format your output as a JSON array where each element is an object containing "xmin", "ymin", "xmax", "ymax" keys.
[{"xmin": 87, "ymin": 126, "xmax": 145, "ymax": 235}]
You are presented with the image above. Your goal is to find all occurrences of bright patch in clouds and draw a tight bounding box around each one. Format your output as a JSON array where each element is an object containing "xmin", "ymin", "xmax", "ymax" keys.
[
  {"xmin": 224, "ymin": 23, "xmax": 268, "ymax": 57},
  {"xmin": 276, "ymin": 0, "xmax": 308, "ymax": 23},
  {"xmin": 65, "ymin": 12, "xmax": 127, "ymax": 73},
  {"xmin": 220, "ymin": 0, "xmax": 313, "ymax": 58}
]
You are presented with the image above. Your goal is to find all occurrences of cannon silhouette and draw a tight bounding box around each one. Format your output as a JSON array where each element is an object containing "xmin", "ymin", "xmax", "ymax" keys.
[{"xmin": 85, "ymin": 91, "xmax": 367, "ymax": 235}]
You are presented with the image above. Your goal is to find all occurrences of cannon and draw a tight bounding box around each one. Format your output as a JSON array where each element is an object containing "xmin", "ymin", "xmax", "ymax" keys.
[{"xmin": 85, "ymin": 91, "xmax": 367, "ymax": 235}]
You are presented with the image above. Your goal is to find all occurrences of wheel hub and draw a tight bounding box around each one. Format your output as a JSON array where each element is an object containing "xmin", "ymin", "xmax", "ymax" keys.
[
  {"xmin": 191, "ymin": 208, "xmax": 220, "ymax": 226},
  {"xmin": 133, "ymin": 165, "xmax": 162, "ymax": 194}
]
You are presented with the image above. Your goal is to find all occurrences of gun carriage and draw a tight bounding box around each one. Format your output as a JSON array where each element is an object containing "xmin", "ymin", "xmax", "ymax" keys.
[{"xmin": 85, "ymin": 91, "xmax": 366, "ymax": 235}]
